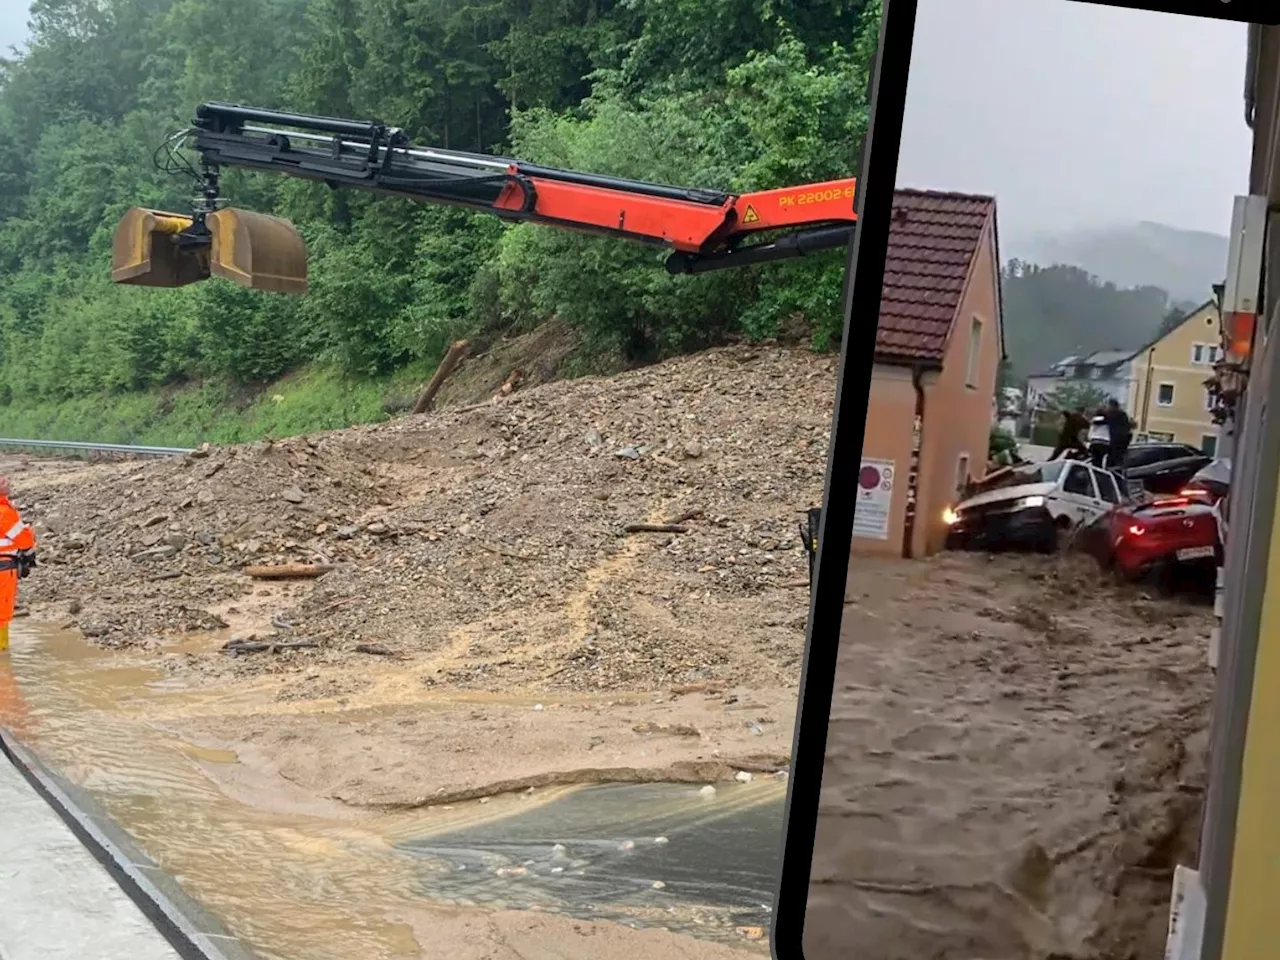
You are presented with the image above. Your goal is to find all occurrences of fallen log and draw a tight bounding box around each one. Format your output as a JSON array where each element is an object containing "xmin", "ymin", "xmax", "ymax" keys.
[
  {"xmin": 623, "ymin": 523, "xmax": 688, "ymax": 534},
  {"xmin": 243, "ymin": 563, "xmax": 334, "ymax": 580},
  {"xmin": 498, "ymin": 368, "xmax": 524, "ymax": 397},
  {"xmin": 354, "ymin": 642, "xmax": 400, "ymax": 657},
  {"xmin": 412, "ymin": 339, "xmax": 469, "ymax": 415},
  {"xmin": 222, "ymin": 638, "xmax": 319, "ymax": 655}
]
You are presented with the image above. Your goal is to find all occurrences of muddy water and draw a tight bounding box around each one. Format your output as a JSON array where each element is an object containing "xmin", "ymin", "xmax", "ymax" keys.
[{"xmin": 1, "ymin": 622, "xmax": 783, "ymax": 959}]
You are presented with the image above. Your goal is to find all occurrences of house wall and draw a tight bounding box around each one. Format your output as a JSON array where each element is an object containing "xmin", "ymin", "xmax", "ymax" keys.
[
  {"xmin": 1131, "ymin": 302, "xmax": 1222, "ymax": 451},
  {"xmin": 917, "ymin": 221, "xmax": 1003, "ymax": 557},
  {"xmin": 1024, "ymin": 374, "xmax": 1060, "ymax": 415},
  {"xmin": 850, "ymin": 365, "xmax": 919, "ymax": 557}
]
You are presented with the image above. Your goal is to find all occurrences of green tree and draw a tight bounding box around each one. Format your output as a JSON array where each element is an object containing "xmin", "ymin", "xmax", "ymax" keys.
[
  {"xmin": 1046, "ymin": 382, "xmax": 1109, "ymax": 415},
  {"xmin": 0, "ymin": 0, "xmax": 884, "ymax": 421}
]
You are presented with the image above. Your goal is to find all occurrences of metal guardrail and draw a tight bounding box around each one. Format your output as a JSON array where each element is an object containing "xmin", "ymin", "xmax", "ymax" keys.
[{"xmin": 0, "ymin": 438, "xmax": 194, "ymax": 458}]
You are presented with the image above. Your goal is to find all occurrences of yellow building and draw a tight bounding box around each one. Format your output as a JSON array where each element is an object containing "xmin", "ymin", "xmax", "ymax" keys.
[{"xmin": 1129, "ymin": 299, "xmax": 1223, "ymax": 454}]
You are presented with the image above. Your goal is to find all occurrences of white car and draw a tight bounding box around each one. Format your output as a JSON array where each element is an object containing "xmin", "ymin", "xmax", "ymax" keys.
[{"xmin": 943, "ymin": 458, "xmax": 1124, "ymax": 552}]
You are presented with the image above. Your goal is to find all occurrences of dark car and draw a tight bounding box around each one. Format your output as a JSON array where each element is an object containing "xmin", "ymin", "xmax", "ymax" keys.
[{"xmin": 1118, "ymin": 442, "xmax": 1213, "ymax": 495}]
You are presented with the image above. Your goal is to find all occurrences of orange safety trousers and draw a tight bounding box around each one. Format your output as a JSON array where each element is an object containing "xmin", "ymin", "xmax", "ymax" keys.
[
  {"xmin": 0, "ymin": 496, "xmax": 35, "ymax": 653},
  {"xmin": 0, "ymin": 570, "xmax": 14, "ymax": 651}
]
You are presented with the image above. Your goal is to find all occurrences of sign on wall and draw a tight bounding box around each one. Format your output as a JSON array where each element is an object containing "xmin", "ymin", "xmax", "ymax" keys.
[{"xmin": 852, "ymin": 458, "xmax": 895, "ymax": 540}]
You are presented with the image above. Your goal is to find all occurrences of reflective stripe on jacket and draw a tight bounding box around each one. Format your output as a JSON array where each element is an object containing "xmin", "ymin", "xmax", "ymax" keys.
[{"xmin": 0, "ymin": 499, "xmax": 35, "ymax": 556}]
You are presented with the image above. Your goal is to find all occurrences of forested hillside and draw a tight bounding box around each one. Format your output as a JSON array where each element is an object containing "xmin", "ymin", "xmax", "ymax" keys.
[
  {"xmin": 0, "ymin": 0, "xmax": 880, "ymax": 442},
  {"xmin": 1000, "ymin": 260, "xmax": 1191, "ymax": 380}
]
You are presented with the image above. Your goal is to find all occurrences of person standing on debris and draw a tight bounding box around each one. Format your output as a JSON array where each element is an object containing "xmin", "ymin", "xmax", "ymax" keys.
[
  {"xmin": 1102, "ymin": 398, "xmax": 1134, "ymax": 472},
  {"xmin": 1049, "ymin": 406, "xmax": 1089, "ymax": 460},
  {"xmin": 0, "ymin": 475, "xmax": 37, "ymax": 652}
]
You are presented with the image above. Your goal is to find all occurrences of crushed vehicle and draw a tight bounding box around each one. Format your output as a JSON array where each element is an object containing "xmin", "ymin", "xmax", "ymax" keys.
[
  {"xmin": 1075, "ymin": 458, "xmax": 1230, "ymax": 591},
  {"xmin": 944, "ymin": 459, "xmax": 1123, "ymax": 553}
]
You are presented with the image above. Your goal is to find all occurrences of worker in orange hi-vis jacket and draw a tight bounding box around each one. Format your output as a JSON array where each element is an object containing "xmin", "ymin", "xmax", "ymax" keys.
[{"xmin": 0, "ymin": 475, "xmax": 37, "ymax": 652}]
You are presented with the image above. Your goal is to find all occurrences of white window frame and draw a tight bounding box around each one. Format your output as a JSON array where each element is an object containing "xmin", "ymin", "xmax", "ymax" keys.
[
  {"xmin": 965, "ymin": 317, "xmax": 982, "ymax": 388},
  {"xmin": 1191, "ymin": 342, "xmax": 1222, "ymax": 366},
  {"xmin": 1202, "ymin": 433, "xmax": 1219, "ymax": 457},
  {"xmin": 1205, "ymin": 387, "xmax": 1216, "ymax": 411},
  {"xmin": 1156, "ymin": 382, "xmax": 1175, "ymax": 407}
]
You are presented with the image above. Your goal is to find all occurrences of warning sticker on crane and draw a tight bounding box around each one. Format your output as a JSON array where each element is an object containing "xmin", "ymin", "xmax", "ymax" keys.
[{"xmin": 742, "ymin": 205, "xmax": 760, "ymax": 224}]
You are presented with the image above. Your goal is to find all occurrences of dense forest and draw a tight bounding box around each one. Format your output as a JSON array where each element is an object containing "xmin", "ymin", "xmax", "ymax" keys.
[
  {"xmin": 0, "ymin": 0, "xmax": 881, "ymax": 440},
  {"xmin": 1000, "ymin": 260, "xmax": 1193, "ymax": 380}
]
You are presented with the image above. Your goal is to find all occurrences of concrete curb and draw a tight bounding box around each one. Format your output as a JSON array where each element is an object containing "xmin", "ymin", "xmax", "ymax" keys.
[{"xmin": 0, "ymin": 726, "xmax": 256, "ymax": 960}]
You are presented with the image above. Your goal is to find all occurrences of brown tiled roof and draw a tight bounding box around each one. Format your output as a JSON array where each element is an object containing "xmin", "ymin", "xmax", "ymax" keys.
[{"xmin": 876, "ymin": 189, "xmax": 996, "ymax": 364}]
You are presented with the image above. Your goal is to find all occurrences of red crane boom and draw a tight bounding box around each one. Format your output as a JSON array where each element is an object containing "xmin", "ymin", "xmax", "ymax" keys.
[{"xmin": 112, "ymin": 102, "xmax": 857, "ymax": 292}]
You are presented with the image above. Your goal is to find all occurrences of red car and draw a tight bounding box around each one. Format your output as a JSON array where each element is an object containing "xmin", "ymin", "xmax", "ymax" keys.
[
  {"xmin": 1079, "ymin": 457, "xmax": 1230, "ymax": 587},
  {"xmin": 1080, "ymin": 494, "xmax": 1221, "ymax": 585}
]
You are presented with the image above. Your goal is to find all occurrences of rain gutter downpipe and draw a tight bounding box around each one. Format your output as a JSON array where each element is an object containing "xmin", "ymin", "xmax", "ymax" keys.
[{"xmin": 902, "ymin": 364, "xmax": 928, "ymax": 559}]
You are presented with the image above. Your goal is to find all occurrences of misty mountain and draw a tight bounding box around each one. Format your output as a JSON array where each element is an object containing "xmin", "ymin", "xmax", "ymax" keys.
[{"xmin": 1004, "ymin": 221, "xmax": 1228, "ymax": 305}]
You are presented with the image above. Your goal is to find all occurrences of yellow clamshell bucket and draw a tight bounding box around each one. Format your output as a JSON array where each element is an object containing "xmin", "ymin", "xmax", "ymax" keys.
[
  {"xmin": 206, "ymin": 207, "xmax": 309, "ymax": 295},
  {"xmin": 111, "ymin": 208, "xmax": 208, "ymax": 288},
  {"xmin": 111, "ymin": 206, "xmax": 309, "ymax": 294}
]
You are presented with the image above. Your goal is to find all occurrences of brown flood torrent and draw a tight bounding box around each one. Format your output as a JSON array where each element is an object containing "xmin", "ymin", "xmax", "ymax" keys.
[
  {"xmin": 0, "ymin": 549, "xmax": 1216, "ymax": 960},
  {"xmin": 1, "ymin": 621, "xmax": 779, "ymax": 960},
  {"xmin": 806, "ymin": 552, "xmax": 1213, "ymax": 960}
]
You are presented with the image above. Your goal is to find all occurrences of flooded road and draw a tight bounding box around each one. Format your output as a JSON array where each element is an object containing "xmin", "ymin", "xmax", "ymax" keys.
[
  {"xmin": 0, "ymin": 622, "xmax": 782, "ymax": 959},
  {"xmin": 400, "ymin": 781, "xmax": 781, "ymax": 930}
]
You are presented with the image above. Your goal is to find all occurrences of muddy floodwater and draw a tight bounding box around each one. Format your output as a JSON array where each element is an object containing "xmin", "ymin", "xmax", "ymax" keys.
[{"xmin": 1, "ymin": 622, "xmax": 782, "ymax": 959}]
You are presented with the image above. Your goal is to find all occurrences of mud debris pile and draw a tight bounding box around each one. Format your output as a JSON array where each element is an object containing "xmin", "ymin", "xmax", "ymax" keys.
[{"xmin": 17, "ymin": 344, "xmax": 836, "ymax": 691}]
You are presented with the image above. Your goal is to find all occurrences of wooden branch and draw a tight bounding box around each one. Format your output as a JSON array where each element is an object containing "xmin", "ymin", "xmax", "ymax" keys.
[
  {"xmin": 243, "ymin": 563, "xmax": 334, "ymax": 580},
  {"xmin": 498, "ymin": 368, "xmax": 524, "ymax": 396},
  {"xmin": 412, "ymin": 339, "xmax": 469, "ymax": 415},
  {"xmin": 623, "ymin": 523, "xmax": 687, "ymax": 534},
  {"xmin": 354, "ymin": 643, "xmax": 400, "ymax": 657},
  {"xmin": 222, "ymin": 638, "xmax": 319, "ymax": 655}
]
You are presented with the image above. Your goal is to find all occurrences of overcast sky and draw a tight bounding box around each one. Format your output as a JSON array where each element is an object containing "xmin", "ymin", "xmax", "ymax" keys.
[
  {"xmin": 0, "ymin": 0, "xmax": 27, "ymax": 57},
  {"xmin": 897, "ymin": 0, "xmax": 1252, "ymax": 242}
]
